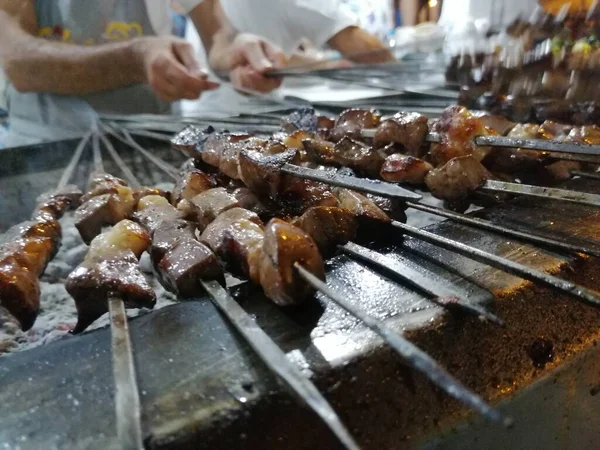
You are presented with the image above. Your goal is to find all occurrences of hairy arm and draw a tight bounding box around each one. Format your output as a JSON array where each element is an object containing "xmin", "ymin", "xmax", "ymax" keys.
[
  {"xmin": 327, "ymin": 26, "xmax": 395, "ymax": 64},
  {"xmin": 0, "ymin": 1, "xmax": 146, "ymax": 94}
]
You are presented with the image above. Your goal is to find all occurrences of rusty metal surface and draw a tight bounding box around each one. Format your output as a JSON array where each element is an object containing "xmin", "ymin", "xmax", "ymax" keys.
[{"xmin": 1, "ymin": 139, "xmax": 600, "ymax": 449}]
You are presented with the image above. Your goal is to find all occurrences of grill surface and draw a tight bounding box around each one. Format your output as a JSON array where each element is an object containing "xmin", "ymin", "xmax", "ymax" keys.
[{"xmin": 1, "ymin": 135, "xmax": 600, "ymax": 449}]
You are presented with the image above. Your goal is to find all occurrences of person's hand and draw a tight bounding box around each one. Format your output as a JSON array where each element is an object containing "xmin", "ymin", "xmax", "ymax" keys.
[
  {"xmin": 134, "ymin": 36, "xmax": 219, "ymax": 101},
  {"xmin": 227, "ymin": 34, "xmax": 286, "ymax": 93}
]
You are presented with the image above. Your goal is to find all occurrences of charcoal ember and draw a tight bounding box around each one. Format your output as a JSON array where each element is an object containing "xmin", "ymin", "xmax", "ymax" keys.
[{"xmin": 281, "ymin": 107, "xmax": 318, "ymax": 133}]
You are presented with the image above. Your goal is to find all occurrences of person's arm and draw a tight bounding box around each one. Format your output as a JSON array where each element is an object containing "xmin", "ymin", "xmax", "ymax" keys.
[
  {"xmin": 188, "ymin": 0, "xmax": 285, "ymax": 93},
  {"xmin": 327, "ymin": 26, "xmax": 395, "ymax": 64},
  {"xmin": 0, "ymin": 0, "xmax": 217, "ymax": 100}
]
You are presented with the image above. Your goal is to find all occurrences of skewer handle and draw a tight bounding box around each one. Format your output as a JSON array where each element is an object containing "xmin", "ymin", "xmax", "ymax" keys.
[{"xmin": 109, "ymin": 297, "xmax": 144, "ymax": 450}]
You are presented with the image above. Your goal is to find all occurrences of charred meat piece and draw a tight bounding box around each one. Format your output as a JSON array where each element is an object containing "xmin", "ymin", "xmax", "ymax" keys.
[
  {"xmin": 0, "ymin": 258, "xmax": 40, "ymax": 331},
  {"xmin": 471, "ymin": 112, "xmax": 516, "ymax": 136},
  {"xmin": 133, "ymin": 196, "xmax": 185, "ymax": 234},
  {"xmin": 293, "ymin": 206, "xmax": 357, "ymax": 254},
  {"xmin": 365, "ymin": 195, "xmax": 407, "ymax": 223},
  {"xmin": 425, "ymin": 156, "xmax": 492, "ymax": 201},
  {"xmin": 157, "ymin": 237, "xmax": 222, "ymax": 298},
  {"xmin": 171, "ymin": 169, "xmax": 216, "ymax": 206},
  {"xmin": 171, "ymin": 125, "xmax": 213, "ymax": 158},
  {"xmin": 429, "ymin": 106, "xmax": 495, "ymax": 166},
  {"xmin": 200, "ymin": 207, "xmax": 264, "ymax": 282},
  {"xmin": 259, "ymin": 219, "xmax": 325, "ymax": 306},
  {"xmin": 238, "ymin": 147, "xmax": 298, "ymax": 199},
  {"xmin": 35, "ymin": 184, "xmax": 83, "ymax": 217},
  {"xmin": 232, "ymin": 187, "xmax": 275, "ymax": 218},
  {"xmin": 67, "ymin": 251, "xmax": 155, "ymax": 333},
  {"xmin": 150, "ymin": 219, "xmax": 197, "ymax": 264},
  {"xmin": 330, "ymin": 108, "xmax": 381, "ymax": 142},
  {"xmin": 185, "ymin": 188, "xmax": 240, "ymax": 231},
  {"xmin": 75, "ymin": 188, "xmax": 136, "ymax": 245},
  {"xmin": 279, "ymin": 175, "xmax": 339, "ymax": 215},
  {"xmin": 372, "ymin": 112, "xmax": 429, "ymax": 156},
  {"xmin": 303, "ymin": 137, "xmax": 388, "ymax": 177},
  {"xmin": 66, "ymin": 220, "xmax": 154, "ymax": 333},
  {"xmin": 133, "ymin": 187, "xmax": 170, "ymax": 204},
  {"xmin": 80, "ymin": 173, "xmax": 128, "ymax": 204},
  {"xmin": 199, "ymin": 132, "xmax": 253, "ymax": 173},
  {"xmin": 567, "ymin": 125, "xmax": 600, "ymax": 144},
  {"xmin": 380, "ymin": 154, "xmax": 433, "ymax": 184},
  {"xmin": 335, "ymin": 189, "xmax": 391, "ymax": 224},
  {"xmin": 538, "ymin": 121, "xmax": 572, "ymax": 140},
  {"xmin": 483, "ymin": 123, "xmax": 546, "ymax": 172},
  {"xmin": 281, "ymin": 107, "xmax": 319, "ymax": 133},
  {"xmin": 545, "ymin": 160, "xmax": 581, "ymax": 181},
  {"xmin": 317, "ymin": 116, "xmax": 335, "ymax": 130}
]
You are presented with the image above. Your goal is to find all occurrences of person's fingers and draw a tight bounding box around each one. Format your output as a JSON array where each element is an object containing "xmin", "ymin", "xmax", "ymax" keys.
[
  {"xmin": 230, "ymin": 67, "xmax": 283, "ymax": 93},
  {"xmin": 261, "ymin": 41, "xmax": 287, "ymax": 69},
  {"xmin": 172, "ymin": 40, "xmax": 206, "ymax": 77},
  {"xmin": 239, "ymin": 39, "xmax": 274, "ymax": 72}
]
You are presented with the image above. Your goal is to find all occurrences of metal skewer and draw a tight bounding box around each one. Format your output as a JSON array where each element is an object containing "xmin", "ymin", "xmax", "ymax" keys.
[
  {"xmin": 280, "ymin": 164, "xmax": 422, "ymax": 201},
  {"xmin": 406, "ymin": 201, "xmax": 600, "ymax": 257},
  {"xmin": 480, "ymin": 180, "xmax": 600, "ymax": 208},
  {"xmin": 294, "ymin": 264, "xmax": 510, "ymax": 426},
  {"xmin": 109, "ymin": 296, "xmax": 144, "ymax": 450},
  {"xmin": 56, "ymin": 131, "xmax": 93, "ymax": 189},
  {"xmin": 359, "ymin": 130, "xmax": 600, "ymax": 161},
  {"xmin": 200, "ymin": 280, "xmax": 360, "ymax": 450},
  {"xmin": 572, "ymin": 170, "xmax": 600, "ymax": 181},
  {"xmin": 340, "ymin": 242, "xmax": 504, "ymax": 325},
  {"xmin": 94, "ymin": 129, "xmax": 144, "ymax": 450},
  {"xmin": 392, "ymin": 221, "xmax": 600, "ymax": 309}
]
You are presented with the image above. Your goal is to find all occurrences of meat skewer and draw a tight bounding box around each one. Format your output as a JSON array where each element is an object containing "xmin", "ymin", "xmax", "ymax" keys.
[
  {"xmin": 166, "ymin": 121, "xmax": 600, "ymax": 310},
  {"xmin": 100, "ymin": 126, "xmax": 361, "ymax": 449},
  {"xmin": 0, "ymin": 133, "xmax": 88, "ymax": 330},
  {"xmin": 115, "ymin": 127, "xmax": 508, "ymax": 425},
  {"xmin": 68, "ymin": 133, "xmax": 152, "ymax": 450}
]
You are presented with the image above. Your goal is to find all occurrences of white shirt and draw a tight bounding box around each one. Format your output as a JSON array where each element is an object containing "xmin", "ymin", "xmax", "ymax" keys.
[
  {"xmin": 438, "ymin": 0, "xmax": 538, "ymax": 31},
  {"xmin": 219, "ymin": 0, "xmax": 358, "ymax": 54}
]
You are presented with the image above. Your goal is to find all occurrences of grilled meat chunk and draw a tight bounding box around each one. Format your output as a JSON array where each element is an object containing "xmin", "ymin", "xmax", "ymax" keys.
[
  {"xmin": 171, "ymin": 169, "xmax": 216, "ymax": 206},
  {"xmin": 545, "ymin": 160, "xmax": 581, "ymax": 181},
  {"xmin": 134, "ymin": 196, "xmax": 185, "ymax": 233},
  {"xmin": 372, "ymin": 112, "xmax": 429, "ymax": 156},
  {"xmin": 0, "ymin": 258, "xmax": 40, "ymax": 331},
  {"xmin": 425, "ymin": 156, "xmax": 492, "ymax": 201},
  {"xmin": 80, "ymin": 173, "xmax": 128, "ymax": 204},
  {"xmin": 171, "ymin": 125, "xmax": 211, "ymax": 158},
  {"xmin": 303, "ymin": 137, "xmax": 388, "ymax": 177},
  {"xmin": 259, "ymin": 219, "xmax": 325, "ymax": 306},
  {"xmin": 75, "ymin": 188, "xmax": 136, "ymax": 245},
  {"xmin": 157, "ymin": 237, "xmax": 222, "ymax": 298},
  {"xmin": 150, "ymin": 219, "xmax": 197, "ymax": 264},
  {"xmin": 335, "ymin": 189, "xmax": 391, "ymax": 223},
  {"xmin": 567, "ymin": 125, "xmax": 600, "ymax": 144},
  {"xmin": 330, "ymin": 108, "xmax": 381, "ymax": 142},
  {"xmin": 238, "ymin": 147, "xmax": 297, "ymax": 199},
  {"xmin": 67, "ymin": 251, "xmax": 155, "ymax": 333},
  {"xmin": 471, "ymin": 112, "xmax": 516, "ymax": 136},
  {"xmin": 232, "ymin": 187, "xmax": 274, "ymax": 217},
  {"xmin": 483, "ymin": 123, "xmax": 546, "ymax": 172},
  {"xmin": 538, "ymin": 121, "xmax": 572, "ymax": 140},
  {"xmin": 133, "ymin": 187, "xmax": 170, "ymax": 204},
  {"xmin": 185, "ymin": 188, "xmax": 240, "ymax": 231},
  {"xmin": 66, "ymin": 220, "xmax": 154, "ymax": 333},
  {"xmin": 380, "ymin": 154, "xmax": 433, "ymax": 184},
  {"xmin": 293, "ymin": 206, "xmax": 357, "ymax": 254},
  {"xmin": 281, "ymin": 107, "xmax": 319, "ymax": 133},
  {"xmin": 35, "ymin": 184, "xmax": 83, "ymax": 217},
  {"xmin": 429, "ymin": 106, "xmax": 495, "ymax": 166},
  {"xmin": 200, "ymin": 208, "xmax": 264, "ymax": 282},
  {"xmin": 199, "ymin": 132, "xmax": 253, "ymax": 176}
]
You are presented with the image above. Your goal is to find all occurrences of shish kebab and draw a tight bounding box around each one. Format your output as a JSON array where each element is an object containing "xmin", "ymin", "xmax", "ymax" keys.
[
  {"xmin": 75, "ymin": 128, "xmax": 361, "ymax": 449},
  {"xmin": 0, "ymin": 133, "xmax": 88, "ymax": 331},
  {"xmin": 103, "ymin": 125, "xmax": 510, "ymax": 426},
  {"xmin": 147, "ymin": 114, "xmax": 600, "ymax": 259},
  {"xmin": 290, "ymin": 106, "xmax": 600, "ymax": 207},
  {"xmin": 164, "ymin": 119, "xmax": 600, "ymax": 311}
]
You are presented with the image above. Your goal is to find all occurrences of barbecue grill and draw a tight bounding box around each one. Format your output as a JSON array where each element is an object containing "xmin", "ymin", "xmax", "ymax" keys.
[{"xmin": 1, "ymin": 106, "xmax": 600, "ymax": 450}]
